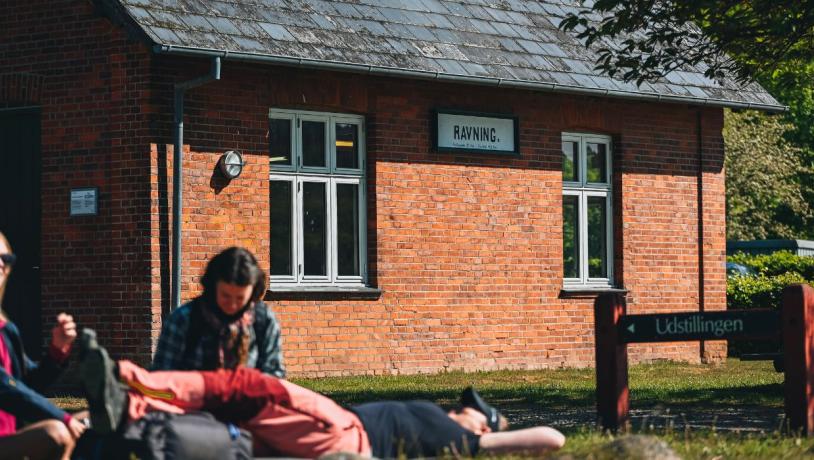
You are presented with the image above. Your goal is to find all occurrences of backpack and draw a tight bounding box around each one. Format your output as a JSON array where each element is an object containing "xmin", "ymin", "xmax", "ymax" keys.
[
  {"xmin": 181, "ymin": 299, "xmax": 269, "ymax": 368},
  {"xmin": 80, "ymin": 411, "xmax": 253, "ymax": 460}
]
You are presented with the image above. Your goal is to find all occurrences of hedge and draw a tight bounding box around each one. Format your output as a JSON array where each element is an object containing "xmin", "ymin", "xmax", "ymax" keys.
[
  {"xmin": 727, "ymin": 251, "xmax": 812, "ymax": 356},
  {"xmin": 726, "ymin": 271, "xmax": 807, "ymax": 310},
  {"xmin": 729, "ymin": 250, "xmax": 814, "ymax": 281}
]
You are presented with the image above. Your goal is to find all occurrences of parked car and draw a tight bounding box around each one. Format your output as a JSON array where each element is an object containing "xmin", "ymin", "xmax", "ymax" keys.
[{"xmin": 726, "ymin": 262, "xmax": 756, "ymax": 277}]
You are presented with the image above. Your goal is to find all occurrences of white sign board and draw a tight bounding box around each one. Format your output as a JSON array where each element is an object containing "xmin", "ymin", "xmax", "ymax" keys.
[
  {"xmin": 70, "ymin": 188, "xmax": 98, "ymax": 216},
  {"xmin": 435, "ymin": 111, "xmax": 518, "ymax": 154}
]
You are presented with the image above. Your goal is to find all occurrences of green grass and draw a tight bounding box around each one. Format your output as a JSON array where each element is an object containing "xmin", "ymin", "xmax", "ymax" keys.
[
  {"xmin": 55, "ymin": 360, "xmax": 814, "ymax": 458},
  {"xmin": 292, "ymin": 359, "xmax": 784, "ymax": 410},
  {"xmin": 290, "ymin": 360, "xmax": 811, "ymax": 458}
]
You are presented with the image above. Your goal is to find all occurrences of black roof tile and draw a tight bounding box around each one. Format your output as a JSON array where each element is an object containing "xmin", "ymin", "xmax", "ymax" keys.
[{"xmin": 115, "ymin": 0, "xmax": 781, "ymax": 109}]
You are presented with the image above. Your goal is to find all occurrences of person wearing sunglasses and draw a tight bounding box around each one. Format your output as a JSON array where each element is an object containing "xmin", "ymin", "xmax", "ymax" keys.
[{"xmin": 0, "ymin": 231, "xmax": 87, "ymax": 459}]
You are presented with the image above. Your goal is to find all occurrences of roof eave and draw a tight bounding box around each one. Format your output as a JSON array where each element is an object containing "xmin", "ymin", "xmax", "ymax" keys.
[{"xmin": 153, "ymin": 44, "xmax": 788, "ymax": 114}]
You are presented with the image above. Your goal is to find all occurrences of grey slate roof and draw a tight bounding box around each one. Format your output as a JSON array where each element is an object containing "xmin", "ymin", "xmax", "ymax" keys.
[{"xmin": 110, "ymin": 0, "xmax": 782, "ymax": 111}]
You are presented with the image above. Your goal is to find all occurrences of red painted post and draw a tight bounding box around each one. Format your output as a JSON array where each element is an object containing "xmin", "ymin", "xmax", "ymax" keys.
[
  {"xmin": 782, "ymin": 283, "xmax": 814, "ymax": 435},
  {"xmin": 595, "ymin": 292, "xmax": 629, "ymax": 432}
]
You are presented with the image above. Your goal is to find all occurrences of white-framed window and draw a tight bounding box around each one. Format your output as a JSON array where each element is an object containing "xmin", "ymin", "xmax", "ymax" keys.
[
  {"xmin": 562, "ymin": 133, "xmax": 613, "ymax": 288},
  {"xmin": 269, "ymin": 109, "xmax": 366, "ymax": 287}
]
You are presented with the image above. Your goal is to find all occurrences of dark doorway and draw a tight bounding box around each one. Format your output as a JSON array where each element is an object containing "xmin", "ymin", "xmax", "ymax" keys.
[{"xmin": 0, "ymin": 108, "xmax": 42, "ymax": 355}]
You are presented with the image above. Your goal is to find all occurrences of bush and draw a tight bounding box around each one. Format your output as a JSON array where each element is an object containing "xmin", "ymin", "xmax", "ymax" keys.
[
  {"xmin": 726, "ymin": 271, "xmax": 807, "ymax": 310},
  {"xmin": 726, "ymin": 252, "xmax": 812, "ymax": 357},
  {"xmin": 728, "ymin": 250, "xmax": 814, "ymax": 280}
]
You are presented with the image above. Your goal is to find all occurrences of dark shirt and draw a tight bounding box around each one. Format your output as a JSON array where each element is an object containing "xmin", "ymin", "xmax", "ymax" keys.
[
  {"xmin": 351, "ymin": 401, "xmax": 480, "ymax": 459},
  {"xmin": 0, "ymin": 321, "xmax": 69, "ymax": 434}
]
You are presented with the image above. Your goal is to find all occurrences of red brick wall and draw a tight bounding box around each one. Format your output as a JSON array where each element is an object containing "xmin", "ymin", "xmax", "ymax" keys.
[
  {"xmin": 0, "ymin": 0, "xmax": 155, "ymax": 364},
  {"xmin": 1, "ymin": 2, "xmax": 727, "ymax": 376},
  {"xmin": 147, "ymin": 61, "xmax": 727, "ymax": 376}
]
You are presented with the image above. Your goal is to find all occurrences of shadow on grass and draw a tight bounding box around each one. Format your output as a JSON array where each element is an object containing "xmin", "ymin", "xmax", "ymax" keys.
[
  {"xmin": 320, "ymin": 382, "xmax": 784, "ymax": 412},
  {"xmin": 632, "ymin": 382, "xmax": 783, "ymax": 408}
]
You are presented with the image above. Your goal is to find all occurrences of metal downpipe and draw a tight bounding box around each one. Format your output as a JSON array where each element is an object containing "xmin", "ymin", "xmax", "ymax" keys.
[{"xmin": 172, "ymin": 56, "xmax": 221, "ymax": 311}]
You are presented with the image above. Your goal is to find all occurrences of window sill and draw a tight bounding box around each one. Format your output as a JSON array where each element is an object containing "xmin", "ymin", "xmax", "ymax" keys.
[
  {"xmin": 559, "ymin": 287, "xmax": 628, "ymax": 299},
  {"xmin": 265, "ymin": 286, "xmax": 382, "ymax": 301}
]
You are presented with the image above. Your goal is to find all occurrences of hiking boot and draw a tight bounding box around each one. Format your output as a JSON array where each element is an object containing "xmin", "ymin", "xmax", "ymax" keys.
[
  {"xmin": 460, "ymin": 386, "xmax": 507, "ymax": 432},
  {"xmin": 79, "ymin": 328, "xmax": 127, "ymax": 434}
]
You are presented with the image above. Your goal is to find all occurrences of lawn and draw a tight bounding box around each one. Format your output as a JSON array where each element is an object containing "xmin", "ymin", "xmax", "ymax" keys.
[{"xmin": 54, "ymin": 360, "xmax": 814, "ymax": 458}]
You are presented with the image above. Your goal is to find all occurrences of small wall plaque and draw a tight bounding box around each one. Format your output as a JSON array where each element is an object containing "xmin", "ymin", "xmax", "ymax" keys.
[
  {"xmin": 70, "ymin": 187, "xmax": 98, "ymax": 216},
  {"xmin": 433, "ymin": 109, "xmax": 519, "ymax": 155}
]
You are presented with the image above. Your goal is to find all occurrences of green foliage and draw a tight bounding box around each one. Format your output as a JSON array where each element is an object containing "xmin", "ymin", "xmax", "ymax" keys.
[
  {"xmin": 724, "ymin": 110, "xmax": 812, "ymax": 240},
  {"xmin": 758, "ymin": 65, "xmax": 814, "ymax": 241},
  {"xmin": 559, "ymin": 0, "xmax": 814, "ymax": 86},
  {"xmin": 726, "ymin": 251, "xmax": 812, "ymax": 310},
  {"xmin": 725, "ymin": 251, "xmax": 812, "ymax": 355},
  {"xmin": 726, "ymin": 272, "xmax": 806, "ymax": 310},
  {"xmin": 729, "ymin": 251, "xmax": 814, "ymax": 279},
  {"xmin": 759, "ymin": 62, "xmax": 814, "ymax": 149}
]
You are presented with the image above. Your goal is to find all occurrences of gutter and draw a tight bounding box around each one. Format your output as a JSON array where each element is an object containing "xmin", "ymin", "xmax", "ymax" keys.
[
  {"xmin": 171, "ymin": 56, "xmax": 221, "ymax": 311},
  {"xmin": 154, "ymin": 44, "xmax": 787, "ymax": 113}
]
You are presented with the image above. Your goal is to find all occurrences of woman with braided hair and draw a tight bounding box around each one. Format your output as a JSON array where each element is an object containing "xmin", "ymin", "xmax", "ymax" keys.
[{"xmin": 152, "ymin": 247, "xmax": 285, "ymax": 377}]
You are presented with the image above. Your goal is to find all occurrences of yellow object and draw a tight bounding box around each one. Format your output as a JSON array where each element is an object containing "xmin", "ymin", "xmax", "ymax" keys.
[{"xmin": 127, "ymin": 380, "xmax": 175, "ymax": 401}]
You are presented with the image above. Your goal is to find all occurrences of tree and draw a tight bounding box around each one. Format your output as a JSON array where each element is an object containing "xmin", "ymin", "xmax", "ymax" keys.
[
  {"xmin": 560, "ymin": 1, "xmax": 814, "ymax": 239},
  {"xmin": 724, "ymin": 110, "xmax": 812, "ymax": 240},
  {"xmin": 761, "ymin": 63, "xmax": 814, "ymax": 148},
  {"xmin": 760, "ymin": 64, "xmax": 814, "ymax": 240},
  {"xmin": 559, "ymin": 0, "xmax": 814, "ymax": 86}
]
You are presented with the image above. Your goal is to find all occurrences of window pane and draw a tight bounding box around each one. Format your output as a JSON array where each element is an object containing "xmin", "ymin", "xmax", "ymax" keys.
[
  {"xmin": 587, "ymin": 143, "xmax": 607, "ymax": 183},
  {"xmin": 302, "ymin": 182, "xmax": 327, "ymax": 276},
  {"xmin": 336, "ymin": 183, "xmax": 360, "ymax": 276},
  {"xmin": 302, "ymin": 121, "xmax": 326, "ymax": 168},
  {"xmin": 335, "ymin": 123, "xmax": 359, "ymax": 169},
  {"xmin": 588, "ymin": 196, "xmax": 608, "ymax": 278},
  {"xmin": 562, "ymin": 141, "xmax": 578, "ymax": 182},
  {"xmin": 269, "ymin": 118, "xmax": 292, "ymax": 167},
  {"xmin": 563, "ymin": 195, "xmax": 579, "ymax": 278},
  {"xmin": 270, "ymin": 181, "xmax": 293, "ymax": 276}
]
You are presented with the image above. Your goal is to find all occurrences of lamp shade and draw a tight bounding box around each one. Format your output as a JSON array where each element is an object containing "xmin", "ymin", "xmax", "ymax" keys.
[{"xmin": 218, "ymin": 150, "xmax": 244, "ymax": 179}]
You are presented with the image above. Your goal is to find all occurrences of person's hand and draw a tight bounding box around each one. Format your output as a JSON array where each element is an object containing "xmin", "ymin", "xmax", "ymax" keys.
[
  {"xmin": 51, "ymin": 313, "xmax": 77, "ymax": 354},
  {"xmin": 66, "ymin": 416, "xmax": 87, "ymax": 439}
]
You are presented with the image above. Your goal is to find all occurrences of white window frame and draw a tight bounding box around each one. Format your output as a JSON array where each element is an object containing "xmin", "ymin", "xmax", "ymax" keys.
[
  {"xmin": 268, "ymin": 174, "xmax": 297, "ymax": 282},
  {"xmin": 269, "ymin": 109, "xmax": 367, "ymax": 287},
  {"xmin": 562, "ymin": 133, "xmax": 613, "ymax": 288}
]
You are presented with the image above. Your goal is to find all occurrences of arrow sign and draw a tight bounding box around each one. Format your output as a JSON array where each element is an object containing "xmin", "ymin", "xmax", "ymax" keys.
[{"xmin": 618, "ymin": 309, "xmax": 780, "ymax": 344}]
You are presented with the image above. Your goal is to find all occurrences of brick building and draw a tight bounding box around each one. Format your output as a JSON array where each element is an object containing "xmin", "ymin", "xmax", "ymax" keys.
[{"xmin": 0, "ymin": 0, "xmax": 782, "ymax": 376}]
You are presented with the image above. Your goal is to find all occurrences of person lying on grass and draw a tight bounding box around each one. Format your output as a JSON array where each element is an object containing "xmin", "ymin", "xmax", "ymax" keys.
[{"xmin": 79, "ymin": 329, "xmax": 565, "ymax": 459}]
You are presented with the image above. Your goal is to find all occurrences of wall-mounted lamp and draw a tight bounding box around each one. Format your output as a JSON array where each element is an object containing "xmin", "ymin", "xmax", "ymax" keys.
[{"xmin": 218, "ymin": 150, "xmax": 244, "ymax": 179}]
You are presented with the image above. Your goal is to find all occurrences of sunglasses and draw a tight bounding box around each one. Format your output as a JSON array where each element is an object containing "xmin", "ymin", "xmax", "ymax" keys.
[{"xmin": 0, "ymin": 254, "xmax": 16, "ymax": 267}]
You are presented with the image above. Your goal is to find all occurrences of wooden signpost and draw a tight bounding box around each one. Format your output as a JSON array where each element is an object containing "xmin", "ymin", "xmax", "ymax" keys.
[{"xmin": 595, "ymin": 284, "xmax": 814, "ymax": 434}]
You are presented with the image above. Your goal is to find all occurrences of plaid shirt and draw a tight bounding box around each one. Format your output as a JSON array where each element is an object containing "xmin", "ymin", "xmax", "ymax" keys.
[{"xmin": 151, "ymin": 300, "xmax": 285, "ymax": 378}]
